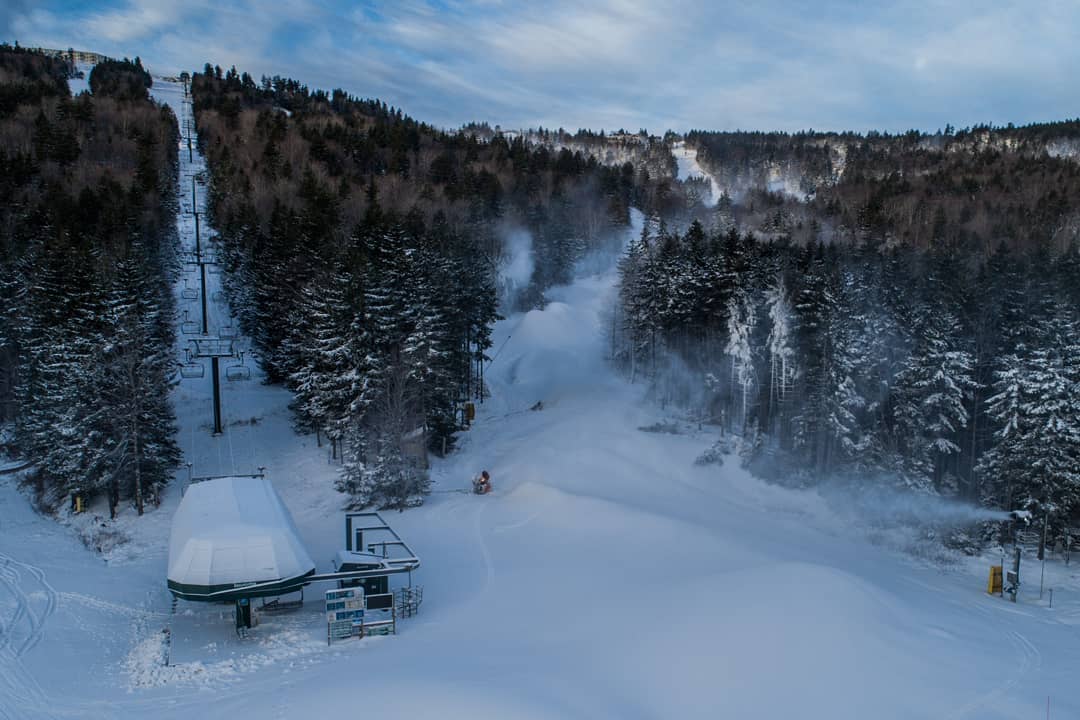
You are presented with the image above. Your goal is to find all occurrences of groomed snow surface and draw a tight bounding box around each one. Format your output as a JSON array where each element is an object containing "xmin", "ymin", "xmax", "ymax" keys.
[{"xmin": 0, "ymin": 76, "xmax": 1078, "ymax": 719}]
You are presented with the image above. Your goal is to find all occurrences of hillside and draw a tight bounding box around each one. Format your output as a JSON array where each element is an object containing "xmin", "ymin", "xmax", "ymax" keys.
[
  {"xmin": 0, "ymin": 44, "xmax": 1079, "ymax": 720},
  {"xmin": 684, "ymin": 123, "xmax": 1080, "ymax": 253}
]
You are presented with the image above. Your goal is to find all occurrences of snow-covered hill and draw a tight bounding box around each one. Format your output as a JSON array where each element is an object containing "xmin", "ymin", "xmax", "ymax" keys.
[{"xmin": 0, "ymin": 75, "xmax": 1078, "ymax": 720}]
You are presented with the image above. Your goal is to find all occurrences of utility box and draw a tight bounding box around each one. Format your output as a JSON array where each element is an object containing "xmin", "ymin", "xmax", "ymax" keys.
[{"xmin": 333, "ymin": 549, "xmax": 390, "ymax": 597}]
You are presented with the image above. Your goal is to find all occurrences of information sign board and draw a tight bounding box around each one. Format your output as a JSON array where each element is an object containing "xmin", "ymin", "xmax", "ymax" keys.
[{"xmin": 327, "ymin": 587, "xmax": 366, "ymax": 643}]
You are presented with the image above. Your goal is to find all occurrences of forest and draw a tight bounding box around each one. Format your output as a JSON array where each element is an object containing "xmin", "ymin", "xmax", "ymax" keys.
[
  {"xmin": 4, "ymin": 46, "xmax": 1077, "ymax": 532},
  {"xmin": 617, "ymin": 205, "xmax": 1080, "ymax": 547},
  {"xmin": 684, "ymin": 123, "xmax": 1080, "ymax": 254},
  {"xmin": 0, "ymin": 47, "xmax": 179, "ymax": 515},
  {"xmin": 190, "ymin": 64, "xmax": 662, "ymax": 507}
]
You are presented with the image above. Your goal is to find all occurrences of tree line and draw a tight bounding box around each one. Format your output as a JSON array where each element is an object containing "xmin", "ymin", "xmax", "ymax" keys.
[
  {"xmin": 0, "ymin": 46, "xmax": 180, "ymax": 515},
  {"xmin": 616, "ymin": 218, "xmax": 1080, "ymax": 544},
  {"xmin": 684, "ymin": 123, "xmax": 1080, "ymax": 256}
]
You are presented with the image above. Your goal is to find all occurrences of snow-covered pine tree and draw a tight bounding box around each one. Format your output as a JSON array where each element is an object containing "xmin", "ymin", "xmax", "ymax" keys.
[
  {"xmin": 287, "ymin": 269, "xmax": 358, "ymax": 457},
  {"xmin": 724, "ymin": 286, "xmax": 757, "ymax": 429},
  {"xmin": 98, "ymin": 253, "xmax": 180, "ymax": 515},
  {"xmin": 790, "ymin": 243, "xmax": 837, "ymax": 472},
  {"xmin": 340, "ymin": 223, "xmax": 430, "ymax": 507},
  {"xmin": 617, "ymin": 225, "xmax": 658, "ymax": 382},
  {"xmin": 979, "ymin": 314, "xmax": 1080, "ymax": 517},
  {"xmin": 764, "ymin": 276, "xmax": 797, "ymax": 426},
  {"xmin": 892, "ymin": 309, "xmax": 977, "ymax": 494}
]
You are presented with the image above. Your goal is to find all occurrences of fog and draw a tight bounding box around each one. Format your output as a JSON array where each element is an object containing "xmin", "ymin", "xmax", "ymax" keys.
[{"xmin": 497, "ymin": 227, "xmax": 534, "ymax": 310}]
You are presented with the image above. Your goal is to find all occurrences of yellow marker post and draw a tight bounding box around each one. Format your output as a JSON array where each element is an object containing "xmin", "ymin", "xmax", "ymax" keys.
[{"xmin": 987, "ymin": 565, "xmax": 1003, "ymax": 595}]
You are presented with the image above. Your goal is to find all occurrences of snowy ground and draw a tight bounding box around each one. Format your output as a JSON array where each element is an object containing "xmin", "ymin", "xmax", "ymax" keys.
[
  {"xmin": 0, "ymin": 76, "xmax": 1078, "ymax": 719},
  {"xmin": 673, "ymin": 140, "xmax": 721, "ymax": 206},
  {"xmin": 66, "ymin": 62, "xmax": 92, "ymax": 96}
]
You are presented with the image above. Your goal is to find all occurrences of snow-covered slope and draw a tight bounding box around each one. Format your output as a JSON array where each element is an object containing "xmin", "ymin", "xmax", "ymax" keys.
[
  {"xmin": 673, "ymin": 140, "xmax": 721, "ymax": 206},
  {"xmin": 0, "ymin": 76, "xmax": 1078, "ymax": 720}
]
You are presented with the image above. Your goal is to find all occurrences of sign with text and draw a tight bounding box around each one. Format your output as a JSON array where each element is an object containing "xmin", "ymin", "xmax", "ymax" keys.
[{"xmin": 326, "ymin": 588, "xmax": 364, "ymax": 624}]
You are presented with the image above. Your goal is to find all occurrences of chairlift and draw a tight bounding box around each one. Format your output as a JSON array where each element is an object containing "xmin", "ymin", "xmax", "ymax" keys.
[
  {"xmin": 179, "ymin": 361, "xmax": 205, "ymax": 379},
  {"xmin": 207, "ymin": 264, "xmax": 223, "ymax": 275},
  {"xmin": 226, "ymin": 364, "xmax": 251, "ymax": 382},
  {"xmin": 180, "ymin": 310, "xmax": 200, "ymax": 335},
  {"xmin": 226, "ymin": 350, "xmax": 252, "ymax": 382},
  {"xmin": 177, "ymin": 348, "xmax": 205, "ymax": 379},
  {"xmin": 181, "ymin": 281, "xmax": 198, "ymax": 301},
  {"xmin": 219, "ymin": 324, "xmax": 237, "ymax": 339}
]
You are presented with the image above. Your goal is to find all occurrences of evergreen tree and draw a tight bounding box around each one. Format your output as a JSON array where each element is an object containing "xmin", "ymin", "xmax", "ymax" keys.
[{"xmin": 893, "ymin": 310, "xmax": 977, "ymax": 494}]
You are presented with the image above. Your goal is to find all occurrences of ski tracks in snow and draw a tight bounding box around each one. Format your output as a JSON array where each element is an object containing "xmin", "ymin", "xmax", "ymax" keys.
[
  {"xmin": 0, "ymin": 552, "xmax": 57, "ymax": 656},
  {"xmin": 946, "ymin": 629, "xmax": 1041, "ymax": 719},
  {"xmin": 0, "ymin": 552, "xmax": 59, "ymax": 720}
]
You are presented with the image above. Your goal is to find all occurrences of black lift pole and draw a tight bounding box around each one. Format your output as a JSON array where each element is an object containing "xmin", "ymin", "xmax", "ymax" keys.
[
  {"xmin": 211, "ymin": 356, "xmax": 222, "ymax": 435},
  {"xmin": 189, "ymin": 338, "xmax": 233, "ymax": 437}
]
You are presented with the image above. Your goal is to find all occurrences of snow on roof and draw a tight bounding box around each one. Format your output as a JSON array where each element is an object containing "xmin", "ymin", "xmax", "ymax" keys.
[
  {"xmin": 167, "ymin": 476, "xmax": 315, "ymax": 590},
  {"xmin": 333, "ymin": 550, "xmax": 389, "ymax": 569}
]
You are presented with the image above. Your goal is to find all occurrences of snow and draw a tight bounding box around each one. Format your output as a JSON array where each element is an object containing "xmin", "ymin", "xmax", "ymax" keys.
[
  {"xmin": 167, "ymin": 476, "xmax": 315, "ymax": 592},
  {"xmin": 672, "ymin": 140, "xmax": 721, "ymax": 206},
  {"xmin": 333, "ymin": 551, "xmax": 387, "ymax": 570},
  {"xmin": 0, "ymin": 74, "xmax": 1078, "ymax": 720},
  {"xmin": 66, "ymin": 63, "xmax": 93, "ymax": 96}
]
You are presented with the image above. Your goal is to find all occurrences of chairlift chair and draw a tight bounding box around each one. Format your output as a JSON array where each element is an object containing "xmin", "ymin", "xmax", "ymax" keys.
[
  {"xmin": 207, "ymin": 264, "xmax": 223, "ymax": 275},
  {"xmin": 226, "ymin": 364, "xmax": 251, "ymax": 382},
  {"xmin": 181, "ymin": 281, "xmax": 198, "ymax": 301},
  {"xmin": 177, "ymin": 348, "xmax": 205, "ymax": 379},
  {"xmin": 179, "ymin": 360, "xmax": 205, "ymax": 379},
  {"xmin": 219, "ymin": 324, "xmax": 237, "ymax": 339},
  {"xmin": 226, "ymin": 351, "xmax": 252, "ymax": 381},
  {"xmin": 180, "ymin": 310, "xmax": 201, "ymax": 335}
]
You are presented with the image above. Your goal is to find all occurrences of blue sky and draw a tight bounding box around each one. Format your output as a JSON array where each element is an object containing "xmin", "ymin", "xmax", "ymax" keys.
[{"xmin": 6, "ymin": 1, "xmax": 1079, "ymax": 134}]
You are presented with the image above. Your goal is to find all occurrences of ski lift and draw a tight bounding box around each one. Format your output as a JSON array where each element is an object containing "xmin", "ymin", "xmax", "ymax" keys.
[
  {"xmin": 226, "ymin": 351, "xmax": 251, "ymax": 382},
  {"xmin": 179, "ymin": 350, "xmax": 205, "ymax": 379},
  {"xmin": 219, "ymin": 324, "xmax": 238, "ymax": 339},
  {"xmin": 207, "ymin": 263, "xmax": 223, "ymax": 275},
  {"xmin": 181, "ymin": 280, "xmax": 199, "ymax": 301},
  {"xmin": 180, "ymin": 310, "xmax": 200, "ymax": 335}
]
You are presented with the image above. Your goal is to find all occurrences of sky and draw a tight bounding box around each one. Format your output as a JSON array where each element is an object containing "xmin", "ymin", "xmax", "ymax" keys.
[{"xmin": 6, "ymin": 0, "xmax": 1080, "ymax": 135}]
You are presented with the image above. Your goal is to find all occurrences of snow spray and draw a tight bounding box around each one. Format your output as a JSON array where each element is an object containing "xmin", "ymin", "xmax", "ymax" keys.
[
  {"xmin": 819, "ymin": 482, "xmax": 1011, "ymax": 528},
  {"xmin": 497, "ymin": 228, "xmax": 535, "ymax": 309}
]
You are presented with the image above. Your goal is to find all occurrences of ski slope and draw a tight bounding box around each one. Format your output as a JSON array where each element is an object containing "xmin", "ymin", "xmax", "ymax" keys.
[
  {"xmin": 0, "ymin": 75, "xmax": 1078, "ymax": 719},
  {"xmin": 673, "ymin": 140, "xmax": 721, "ymax": 206}
]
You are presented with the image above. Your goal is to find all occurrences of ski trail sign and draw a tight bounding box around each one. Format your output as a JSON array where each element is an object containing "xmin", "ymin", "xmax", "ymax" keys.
[{"xmin": 326, "ymin": 588, "xmax": 364, "ymax": 644}]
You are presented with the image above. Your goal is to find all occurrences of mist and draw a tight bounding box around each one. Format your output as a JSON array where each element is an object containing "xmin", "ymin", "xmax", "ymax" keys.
[
  {"xmin": 817, "ymin": 481, "xmax": 1010, "ymax": 530},
  {"xmin": 497, "ymin": 227, "xmax": 534, "ymax": 310}
]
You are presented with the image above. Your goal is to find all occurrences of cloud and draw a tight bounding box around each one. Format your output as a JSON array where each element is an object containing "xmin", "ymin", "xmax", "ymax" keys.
[
  {"xmin": 0, "ymin": 0, "xmax": 31, "ymax": 41},
  {"xmin": 7, "ymin": 0, "xmax": 1080, "ymax": 134}
]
